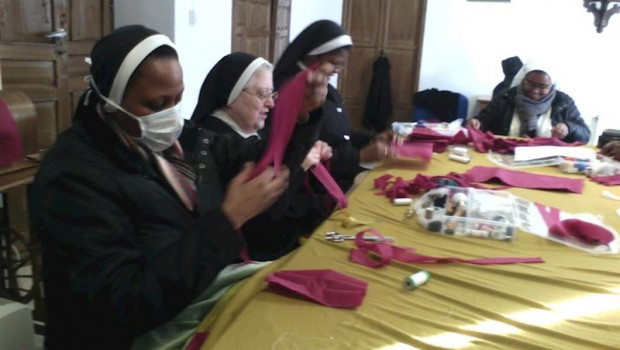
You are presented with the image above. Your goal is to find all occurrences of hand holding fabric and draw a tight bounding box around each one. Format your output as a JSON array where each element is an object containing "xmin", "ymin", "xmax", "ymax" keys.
[
  {"xmin": 601, "ymin": 141, "xmax": 620, "ymax": 161},
  {"xmin": 466, "ymin": 118, "xmax": 481, "ymax": 129},
  {"xmin": 298, "ymin": 62, "xmax": 333, "ymax": 121},
  {"xmin": 360, "ymin": 139, "xmax": 393, "ymax": 163},
  {"xmin": 222, "ymin": 162, "xmax": 289, "ymax": 228},
  {"xmin": 551, "ymin": 122, "xmax": 569, "ymax": 139}
]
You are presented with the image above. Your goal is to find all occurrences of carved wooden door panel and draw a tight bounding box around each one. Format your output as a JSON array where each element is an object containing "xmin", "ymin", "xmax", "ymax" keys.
[
  {"xmin": 271, "ymin": 0, "xmax": 290, "ymax": 64},
  {"xmin": 232, "ymin": 0, "xmax": 273, "ymax": 61},
  {"xmin": 0, "ymin": 0, "xmax": 112, "ymax": 151},
  {"xmin": 341, "ymin": 0, "xmax": 427, "ymax": 131}
]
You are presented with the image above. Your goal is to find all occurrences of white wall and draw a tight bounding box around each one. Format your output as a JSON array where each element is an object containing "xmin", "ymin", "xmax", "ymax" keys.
[
  {"xmin": 420, "ymin": 0, "xmax": 620, "ymax": 139},
  {"xmin": 114, "ymin": 0, "xmax": 232, "ymax": 120},
  {"xmin": 289, "ymin": 0, "xmax": 343, "ymax": 39},
  {"xmin": 174, "ymin": 0, "xmax": 232, "ymax": 120},
  {"xmin": 114, "ymin": 0, "xmax": 175, "ymax": 39}
]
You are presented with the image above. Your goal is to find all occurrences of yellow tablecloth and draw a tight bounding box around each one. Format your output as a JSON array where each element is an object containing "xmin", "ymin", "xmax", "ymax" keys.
[{"xmin": 197, "ymin": 150, "xmax": 620, "ymax": 350}]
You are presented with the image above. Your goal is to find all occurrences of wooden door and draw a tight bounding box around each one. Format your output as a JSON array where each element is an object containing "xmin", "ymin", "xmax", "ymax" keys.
[
  {"xmin": 271, "ymin": 0, "xmax": 290, "ymax": 64},
  {"xmin": 341, "ymin": 0, "xmax": 427, "ymax": 131},
  {"xmin": 0, "ymin": 0, "xmax": 112, "ymax": 328},
  {"xmin": 0, "ymin": 0, "xmax": 112, "ymax": 151},
  {"xmin": 232, "ymin": 0, "xmax": 273, "ymax": 60},
  {"xmin": 232, "ymin": 0, "xmax": 290, "ymax": 63}
]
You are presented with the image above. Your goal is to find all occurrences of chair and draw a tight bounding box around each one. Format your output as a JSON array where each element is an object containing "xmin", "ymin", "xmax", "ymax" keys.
[{"xmin": 412, "ymin": 89, "xmax": 468, "ymax": 123}]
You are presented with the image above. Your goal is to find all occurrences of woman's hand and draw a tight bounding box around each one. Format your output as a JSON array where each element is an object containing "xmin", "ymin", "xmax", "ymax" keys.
[
  {"xmin": 465, "ymin": 118, "xmax": 481, "ymax": 129},
  {"xmin": 298, "ymin": 62, "xmax": 333, "ymax": 122},
  {"xmin": 301, "ymin": 141, "xmax": 332, "ymax": 171},
  {"xmin": 359, "ymin": 139, "xmax": 392, "ymax": 163},
  {"xmin": 551, "ymin": 122, "xmax": 569, "ymax": 139},
  {"xmin": 221, "ymin": 162, "xmax": 289, "ymax": 229},
  {"xmin": 601, "ymin": 141, "xmax": 620, "ymax": 161}
]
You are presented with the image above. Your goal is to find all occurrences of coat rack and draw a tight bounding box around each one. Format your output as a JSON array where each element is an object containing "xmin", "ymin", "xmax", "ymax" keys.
[{"xmin": 584, "ymin": 0, "xmax": 620, "ymax": 33}]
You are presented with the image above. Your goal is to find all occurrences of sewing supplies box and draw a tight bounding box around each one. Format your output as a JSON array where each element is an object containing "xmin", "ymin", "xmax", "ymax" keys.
[{"xmin": 412, "ymin": 186, "xmax": 517, "ymax": 241}]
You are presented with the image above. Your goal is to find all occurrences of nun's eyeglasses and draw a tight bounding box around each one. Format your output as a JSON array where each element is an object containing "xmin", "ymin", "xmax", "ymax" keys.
[{"xmin": 243, "ymin": 90, "xmax": 278, "ymax": 102}]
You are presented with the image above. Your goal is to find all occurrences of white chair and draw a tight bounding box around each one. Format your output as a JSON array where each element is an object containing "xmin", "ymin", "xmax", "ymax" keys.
[{"xmin": 0, "ymin": 298, "xmax": 35, "ymax": 350}]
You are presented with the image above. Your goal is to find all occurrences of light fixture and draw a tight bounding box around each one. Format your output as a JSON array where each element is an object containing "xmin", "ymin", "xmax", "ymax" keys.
[{"xmin": 584, "ymin": 0, "xmax": 620, "ymax": 33}]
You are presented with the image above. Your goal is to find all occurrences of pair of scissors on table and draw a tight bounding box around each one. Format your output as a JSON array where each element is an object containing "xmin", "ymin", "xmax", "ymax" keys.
[{"xmin": 325, "ymin": 232, "xmax": 395, "ymax": 243}]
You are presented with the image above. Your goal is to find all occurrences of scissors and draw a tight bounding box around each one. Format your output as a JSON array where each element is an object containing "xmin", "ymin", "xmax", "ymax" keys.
[{"xmin": 325, "ymin": 232, "xmax": 394, "ymax": 243}]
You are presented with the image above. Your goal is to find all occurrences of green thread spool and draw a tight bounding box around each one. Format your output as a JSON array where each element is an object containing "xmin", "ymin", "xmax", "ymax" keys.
[{"xmin": 403, "ymin": 270, "xmax": 430, "ymax": 291}]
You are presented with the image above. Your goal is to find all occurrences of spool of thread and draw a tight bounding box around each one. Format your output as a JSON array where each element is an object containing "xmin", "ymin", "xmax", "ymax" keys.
[
  {"xmin": 393, "ymin": 197, "xmax": 413, "ymax": 206},
  {"xmin": 403, "ymin": 270, "xmax": 431, "ymax": 291},
  {"xmin": 424, "ymin": 207, "xmax": 435, "ymax": 219},
  {"xmin": 449, "ymin": 154, "xmax": 470, "ymax": 164},
  {"xmin": 450, "ymin": 147, "xmax": 469, "ymax": 157}
]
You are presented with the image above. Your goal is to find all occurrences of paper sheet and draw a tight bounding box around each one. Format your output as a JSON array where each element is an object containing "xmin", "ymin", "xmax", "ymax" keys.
[{"xmin": 514, "ymin": 146, "xmax": 596, "ymax": 161}]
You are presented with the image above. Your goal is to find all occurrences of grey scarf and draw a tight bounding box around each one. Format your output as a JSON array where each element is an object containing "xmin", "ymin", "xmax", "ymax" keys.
[{"xmin": 515, "ymin": 84, "xmax": 556, "ymax": 137}]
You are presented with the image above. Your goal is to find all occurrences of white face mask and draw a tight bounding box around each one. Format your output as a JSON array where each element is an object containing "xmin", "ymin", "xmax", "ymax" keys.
[{"xmin": 98, "ymin": 93, "xmax": 184, "ymax": 152}]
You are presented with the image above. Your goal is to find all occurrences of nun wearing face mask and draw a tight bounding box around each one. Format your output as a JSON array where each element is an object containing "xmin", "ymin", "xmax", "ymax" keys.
[
  {"xmin": 28, "ymin": 25, "xmax": 330, "ymax": 349},
  {"xmin": 274, "ymin": 20, "xmax": 392, "ymax": 193}
]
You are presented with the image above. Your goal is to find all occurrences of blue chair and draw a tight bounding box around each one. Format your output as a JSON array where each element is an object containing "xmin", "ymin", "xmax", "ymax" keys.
[{"xmin": 412, "ymin": 89, "xmax": 468, "ymax": 123}]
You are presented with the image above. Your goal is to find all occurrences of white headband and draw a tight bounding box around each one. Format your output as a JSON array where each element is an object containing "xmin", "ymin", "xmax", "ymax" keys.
[
  {"xmin": 308, "ymin": 35, "xmax": 353, "ymax": 56},
  {"xmin": 227, "ymin": 57, "xmax": 271, "ymax": 105},
  {"xmin": 107, "ymin": 34, "xmax": 176, "ymax": 107}
]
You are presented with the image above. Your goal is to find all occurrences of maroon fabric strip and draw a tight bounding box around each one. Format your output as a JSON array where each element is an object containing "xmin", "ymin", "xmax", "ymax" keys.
[
  {"xmin": 534, "ymin": 203, "xmax": 615, "ymax": 245},
  {"xmin": 464, "ymin": 166, "xmax": 584, "ymax": 193},
  {"xmin": 589, "ymin": 174, "xmax": 620, "ymax": 186},
  {"xmin": 349, "ymin": 229, "xmax": 544, "ymax": 267},
  {"xmin": 310, "ymin": 162, "xmax": 348, "ymax": 209}
]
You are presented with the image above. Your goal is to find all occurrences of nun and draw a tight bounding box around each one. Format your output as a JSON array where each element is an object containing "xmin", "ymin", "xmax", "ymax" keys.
[
  {"xmin": 466, "ymin": 63, "xmax": 590, "ymax": 143},
  {"xmin": 29, "ymin": 25, "xmax": 329, "ymax": 349},
  {"xmin": 190, "ymin": 52, "xmax": 334, "ymax": 261},
  {"xmin": 274, "ymin": 19, "xmax": 393, "ymax": 193}
]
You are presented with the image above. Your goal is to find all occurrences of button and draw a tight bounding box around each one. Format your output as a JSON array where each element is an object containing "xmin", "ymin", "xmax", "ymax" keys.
[
  {"xmin": 198, "ymin": 163, "xmax": 206, "ymax": 169},
  {"xmin": 336, "ymin": 107, "xmax": 342, "ymax": 113},
  {"xmin": 344, "ymin": 135, "xmax": 350, "ymax": 140},
  {"xmin": 202, "ymin": 138, "xmax": 209, "ymax": 144},
  {"xmin": 200, "ymin": 150, "xmax": 208, "ymax": 156}
]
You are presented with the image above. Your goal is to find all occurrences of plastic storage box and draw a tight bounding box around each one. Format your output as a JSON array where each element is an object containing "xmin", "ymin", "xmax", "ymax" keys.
[{"xmin": 412, "ymin": 186, "xmax": 517, "ymax": 241}]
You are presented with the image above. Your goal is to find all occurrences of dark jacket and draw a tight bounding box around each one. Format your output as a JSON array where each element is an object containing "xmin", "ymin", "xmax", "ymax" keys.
[
  {"xmin": 29, "ymin": 113, "xmax": 243, "ymax": 349},
  {"xmin": 363, "ymin": 55, "xmax": 392, "ymax": 132},
  {"xmin": 320, "ymin": 84, "xmax": 372, "ymax": 192},
  {"xmin": 474, "ymin": 87, "xmax": 590, "ymax": 143},
  {"xmin": 492, "ymin": 56, "xmax": 523, "ymax": 98},
  {"xmin": 197, "ymin": 115, "xmax": 330, "ymax": 260}
]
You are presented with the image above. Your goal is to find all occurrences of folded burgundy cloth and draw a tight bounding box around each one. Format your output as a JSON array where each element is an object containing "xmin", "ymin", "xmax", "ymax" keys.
[
  {"xmin": 464, "ymin": 166, "xmax": 584, "ymax": 193},
  {"xmin": 404, "ymin": 125, "xmax": 581, "ymax": 154},
  {"xmin": 534, "ymin": 203, "xmax": 615, "ymax": 245},
  {"xmin": 349, "ymin": 229, "xmax": 544, "ymax": 267},
  {"xmin": 266, "ymin": 269, "xmax": 367, "ymax": 308},
  {"xmin": 589, "ymin": 174, "xmax": 620, "ymax": 186},
  {"xmin": 391, "ymin": 142, "xmax": 434, "ymax": 161}
]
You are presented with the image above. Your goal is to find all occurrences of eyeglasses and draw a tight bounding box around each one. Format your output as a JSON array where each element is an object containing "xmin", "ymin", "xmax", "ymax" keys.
[
  {"xmin": 523, "ymin": 80, "xmax": 551, "ymax": 90},
  {"xmin": 243, "ymin": 90, "xmax": 278, "ymax": 102}
]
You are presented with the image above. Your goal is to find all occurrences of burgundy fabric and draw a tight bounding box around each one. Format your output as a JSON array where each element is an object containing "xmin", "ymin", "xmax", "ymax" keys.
[
  {"xmin": 534, "ymin": 203, "xmax": 615, "ymax": 245},
  {"xmin": 310, "ymin": 162, "xmax": 348, "ymax": 209},
  {"xmin": 589, "ymin": 174, "xmax": 620, "ymax": 186},
  {"xmin": 0, "ymin": 98, "xmax": 24, "ymax": 167},
  {"xmin": 403, "ymin": 125, "xmax": 581, "ymax": 154},
  {"xmin": 185, "ymin": 332, "xmax": 209, "ymax": 350},
  {"xmin": 349, "ymin": 229, "xmax": 544, "ymax": 267},
  {"xmin": 464, "ymin": 166, "xmax": 584, "ymax": 193},
  {"xmin": 265, "ymin": 269, "xmax": 367, "ymax": 308},
  {"xmin": 249, "ymin": 66, "xmax": 310, "ymax": 179},
  {"xmin": 391, "ymin": 142, "xmax": 433, "ymax": 161},
  {"xmin": 248, "ymin": 64, "xmax": 347, "ymax": 208}
]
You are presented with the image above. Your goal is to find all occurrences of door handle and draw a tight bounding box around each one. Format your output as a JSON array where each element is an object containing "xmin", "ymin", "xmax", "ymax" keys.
[{"xmin": 45, "ymin": 29, "xmax": 67, "ymax": 39}]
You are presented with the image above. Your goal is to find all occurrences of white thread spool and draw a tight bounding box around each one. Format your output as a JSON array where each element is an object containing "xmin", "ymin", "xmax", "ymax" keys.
[
  {"xmin": 392, "ymin": 197, "xmax": 413, "ymax": 206},
  {"xmin": 449, "ymin": 154, "xmax": 470, "ymax": 164},
  {"xmin": 450, "ymin": 147, "xmax": 469, "ymax": 157},
  {"xmin": 403, "ymin": 270, "xmax": 430, "ymax": 291}
]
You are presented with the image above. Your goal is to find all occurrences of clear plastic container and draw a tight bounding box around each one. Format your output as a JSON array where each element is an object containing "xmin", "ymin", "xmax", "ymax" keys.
[{"xmin": 412, "ymin": 186, "xmax": 517, "ymax": 241}]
